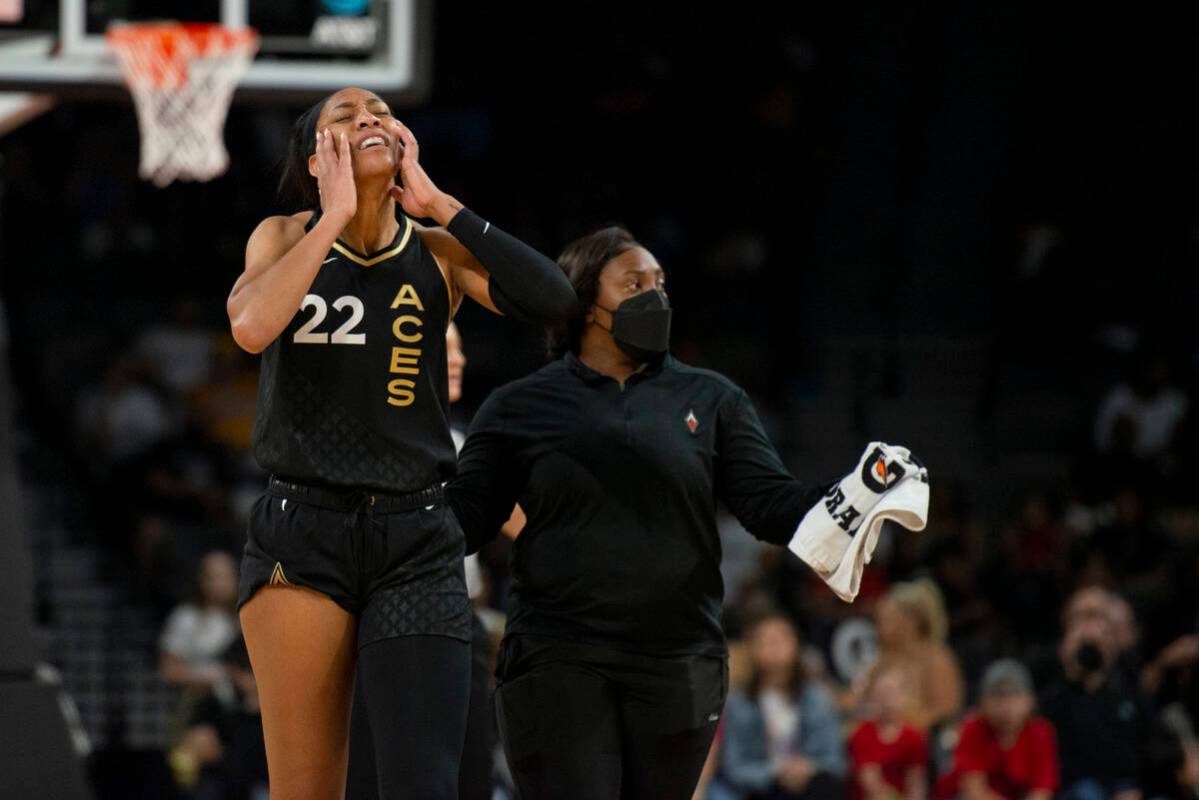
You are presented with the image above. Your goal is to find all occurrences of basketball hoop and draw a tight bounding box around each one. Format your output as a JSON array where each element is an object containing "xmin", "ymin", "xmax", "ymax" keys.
[{"xmin": 107, "ymin": 23, "xmax": 259, "ymax": 187}]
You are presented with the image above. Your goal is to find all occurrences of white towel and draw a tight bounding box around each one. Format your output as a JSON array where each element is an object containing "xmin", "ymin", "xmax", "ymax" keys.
[{"xmin": 787, "ymin": 463, "xmax": 929, "ymax": 603}]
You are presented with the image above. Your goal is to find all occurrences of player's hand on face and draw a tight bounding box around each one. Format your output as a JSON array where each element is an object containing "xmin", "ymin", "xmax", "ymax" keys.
[
  {"xmin": 315, "ymin": 128, "xmax": 357, "ymax": 225},
  {"xmin": 387, "ymin": 119, "xmax": 443, "ymax": 219}
]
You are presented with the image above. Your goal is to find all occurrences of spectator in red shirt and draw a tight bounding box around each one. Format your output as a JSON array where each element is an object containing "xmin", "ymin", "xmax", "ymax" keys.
[
  {"xmin": 945, "ymin": 659, "xmax": 1058, "ymax": 800},
  {"xmin": 849, "ymin": 664, "xmax": 929, "ymax": 800}
]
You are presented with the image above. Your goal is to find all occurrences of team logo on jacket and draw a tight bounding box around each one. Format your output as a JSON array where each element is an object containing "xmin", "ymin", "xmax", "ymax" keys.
[{"xmin": 685, "ymin": 409, "xmax": 699, "ymax": 434}]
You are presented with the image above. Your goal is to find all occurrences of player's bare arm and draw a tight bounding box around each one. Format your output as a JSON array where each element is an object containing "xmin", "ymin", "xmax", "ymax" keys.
[{"xmin": 227, "ymin": 129, "xmax": 356, "ymax": 354}]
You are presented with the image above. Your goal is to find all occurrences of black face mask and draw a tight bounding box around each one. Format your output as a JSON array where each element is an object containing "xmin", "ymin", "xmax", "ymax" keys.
[{"xmin": 596, "ymin": 289, "xmax": 672, "ymax": 363}]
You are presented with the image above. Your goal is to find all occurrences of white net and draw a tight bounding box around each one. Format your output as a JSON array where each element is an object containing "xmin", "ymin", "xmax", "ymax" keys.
[{"xmin": 108, "ymin": 24, "xmax": 259, "ymax": 187}]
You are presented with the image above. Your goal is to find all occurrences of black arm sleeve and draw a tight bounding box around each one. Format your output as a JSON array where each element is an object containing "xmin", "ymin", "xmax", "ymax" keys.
[
  {"xmin": 445, "ymin": 207, "xmax": 577, "ymax": 322},
  {"xmin": 446, "ymin": 391, "xmax": 526, "ymax": 555},
  {"xmin": 715, "ymin": 390, "xmax": 832, "ymax": 545}
]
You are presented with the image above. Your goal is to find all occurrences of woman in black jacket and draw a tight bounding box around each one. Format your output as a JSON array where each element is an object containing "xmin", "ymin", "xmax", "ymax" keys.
[{"xmin": 447, "ymin": 226, "xmax": 922, "ymax": 800}]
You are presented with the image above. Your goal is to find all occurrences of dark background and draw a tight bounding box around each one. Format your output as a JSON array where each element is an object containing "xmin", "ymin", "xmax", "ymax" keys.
[{"xmin": 5, "ymin": 3, "xmax": 1199, "ymax": 496}]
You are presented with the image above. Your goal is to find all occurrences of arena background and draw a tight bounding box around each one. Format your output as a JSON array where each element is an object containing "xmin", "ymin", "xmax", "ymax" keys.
[{"xmin": 2, "ymin": 1, "xmax": 1199, "ymax": 797}]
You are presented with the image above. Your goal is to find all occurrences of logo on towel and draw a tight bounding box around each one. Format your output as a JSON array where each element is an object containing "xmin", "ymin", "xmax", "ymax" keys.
[
  {"xmin": 860, "ymin": 446, "xmax": 906, "ymax": 493},
  {"xmin": 685, "ymin": 409, "xmax": 699, "ymax": 434}
]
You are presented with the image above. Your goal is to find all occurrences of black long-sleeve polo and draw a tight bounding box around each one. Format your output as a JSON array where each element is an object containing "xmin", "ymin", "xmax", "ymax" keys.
[{"xmin": 447, "ymin": 352, "xmax": 826, "ymax": 656}]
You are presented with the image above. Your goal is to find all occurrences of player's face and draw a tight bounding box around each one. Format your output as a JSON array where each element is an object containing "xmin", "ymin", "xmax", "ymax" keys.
[
  {"xmin": 587, "ymin": 246, "xmax": 667, "ymax": 330},
  {"xmin": 446, "ymin": 322, "xmax": 466, "ymax": 404},
  {"xmin": 314, "ymin": 87, "xmax": 398, "ymax": 177}
]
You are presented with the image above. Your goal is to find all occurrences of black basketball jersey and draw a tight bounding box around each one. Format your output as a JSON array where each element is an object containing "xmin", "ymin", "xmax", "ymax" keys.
[{"xmin": 251, "ymin": 211, "xmax": 456, "ymax": 493}]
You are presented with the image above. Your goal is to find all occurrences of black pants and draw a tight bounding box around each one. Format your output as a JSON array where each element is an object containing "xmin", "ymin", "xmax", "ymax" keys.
[
  {"xmin": 345, "ymin": 634, "xmax": 470, "ymax": 800},
  {"xmin": 493, "ymin": 635, "xmax": 726, "ymax": 800}
]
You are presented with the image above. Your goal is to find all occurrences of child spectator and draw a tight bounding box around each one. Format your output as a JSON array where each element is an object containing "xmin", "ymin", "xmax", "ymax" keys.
[
  {"xmin": 849, "ymin": 665, "xmax": 929, "ymax": 800},
  {"xmin": 844, "ymin": 580, "xmax": 964, "ymax": 732},
  {"xmin": 942, "ymin": 659, "xmax": 1058, "ymax": 800}
]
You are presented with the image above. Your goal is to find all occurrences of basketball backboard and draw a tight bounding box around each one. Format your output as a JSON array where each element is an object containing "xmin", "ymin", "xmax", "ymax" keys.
[{"xmin": 0, "ymin": 0, "xmax": 430, "ymax": 103}]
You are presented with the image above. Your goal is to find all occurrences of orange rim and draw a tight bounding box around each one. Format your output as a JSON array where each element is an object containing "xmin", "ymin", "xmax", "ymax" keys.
[{"xmin": 107, "ymin": 22, "xmax": 259, "ymax": 88}]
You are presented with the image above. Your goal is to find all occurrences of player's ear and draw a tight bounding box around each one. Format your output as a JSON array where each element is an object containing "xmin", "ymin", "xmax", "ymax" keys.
[{"xmin": 307, "ymin": 153, "xmax": 319, "ymax": 179}]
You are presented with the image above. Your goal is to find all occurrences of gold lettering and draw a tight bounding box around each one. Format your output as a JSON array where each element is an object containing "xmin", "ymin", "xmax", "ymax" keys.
[
  {"xmin": 392, "ymin": 315, "xmax": 423, "ymax": 343},
  {"xmin": 387, "ymin": 378, "xmax": 417, "ymax": 407},
  {"xmin": 388, "ymin": 289, "xmax": 424, "ymax": 406},
  {"xmin": 389, "ymin": 284, "xmax": 425, "ymax": 312},
  {"xmin": 389, "ymin": 346, "xmax": 422, "ymax": 375}
]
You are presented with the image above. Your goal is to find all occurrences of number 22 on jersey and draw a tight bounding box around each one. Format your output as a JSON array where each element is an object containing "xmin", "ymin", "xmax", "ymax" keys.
[
  {"xmin": 291, "ymin": 284, "xmax": 427, "ymax": 408},
  {"xmin": 293, "ymin": 294, "xmax": 366, "ymax": 345}
]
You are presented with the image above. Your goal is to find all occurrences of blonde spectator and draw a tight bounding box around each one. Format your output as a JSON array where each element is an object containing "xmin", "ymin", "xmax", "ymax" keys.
[{"xmin": 847, "ymin": 579, "xmax": 964, "ymax": 732}]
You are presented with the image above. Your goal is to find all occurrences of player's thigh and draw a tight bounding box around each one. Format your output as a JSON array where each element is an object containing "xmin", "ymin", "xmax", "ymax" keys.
[{"xmin": 241, "ymin": 584, "xmax": 358, "ymax": 800}]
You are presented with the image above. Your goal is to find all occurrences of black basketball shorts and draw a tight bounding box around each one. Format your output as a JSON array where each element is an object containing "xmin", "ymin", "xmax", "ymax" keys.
[{"xmin": 237, "ymin": 477, "xmax": 472, "ymax": 649}]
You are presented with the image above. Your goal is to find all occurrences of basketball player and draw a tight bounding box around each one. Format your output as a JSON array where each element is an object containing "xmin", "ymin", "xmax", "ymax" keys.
[
  {"xmin": 345, "ymin": 322, "xmax": 499, "ymax": 800},
  {"xmin": 227, "ymin": 88, "xmax": 576, "ymax": 800},
  {"xmin": 447, "ymin": 226, "xmax": 925, "ymax": 799}
]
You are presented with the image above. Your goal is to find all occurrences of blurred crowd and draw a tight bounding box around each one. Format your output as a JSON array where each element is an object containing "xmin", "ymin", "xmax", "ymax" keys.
[
  {"xmin": 693, "ymin": 336, "xmax": 1199, "ymax": 800},
  {"xmin": 59, "ymin": 294, "xmax": 1199, "ymax": 800}
]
